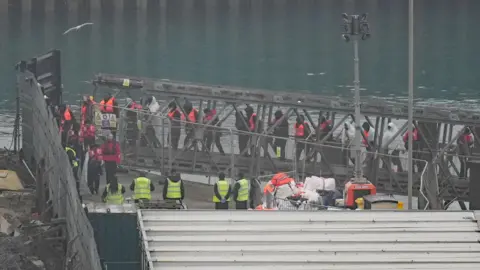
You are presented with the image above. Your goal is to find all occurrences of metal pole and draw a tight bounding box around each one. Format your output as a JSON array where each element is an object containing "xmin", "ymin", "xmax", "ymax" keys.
[
  {"xmin": 407, "ymin": 0, "xmax": 414, "ymax": 209},
  {"xmin": 353, "ymin": 37, "xmax": 362, "ymax": 181}
]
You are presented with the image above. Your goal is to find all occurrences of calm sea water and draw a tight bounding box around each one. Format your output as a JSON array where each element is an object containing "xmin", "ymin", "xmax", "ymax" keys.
[{"xmin": 1, "ymin": 0, "xmax": 480, "ymax": 111}]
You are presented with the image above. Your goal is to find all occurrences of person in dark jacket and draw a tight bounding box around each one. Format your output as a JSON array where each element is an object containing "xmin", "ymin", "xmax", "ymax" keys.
[
  {"xmin": 213, "ymin": 172, "xmax": 231, "ymax": 210},
  {"xmin": 235, "ymin": 110, "xmax": 249, "ymax": 156},
  {"xmin": 101, "ymin": 133, "xmax": 121, "ymax": 185},
  {"xmin": 270, "ymin": 110, "xmax": 289, "ymax": 160},
  {"xmin": 183, "ymin": 101, "xmax": 199, "ymax": 147},
  {"xmin": 130, "ymin": 171, "xmax": 156, "ymax": 203},
  {"xmin": 231, "ymin": 172, "xmax": 249, "ymax": 210},
  {"xmin": 457, "ymin": 127, "xmax": 474, "ymax": 178},
  {"xmin": 295, "ymin": 115, "xmax": 312, "ymax": 161},
  {"xmin": 87, "ymin": 143, "xmax": 103, "ymax": 194},
  {"xmin": 318, "ymin": 116, "xmax": 333, "ymax": 141},
  {"xmin": 102, "ymin": 176, "xmax": 126, "ymax": 203},
  {"xmin": 245, "ymin": 106, "xmax": 262, "ymax": 156},
  {"xmin": 203, "ymin": 108, "xmax": 225, "ymax": 154},
  {"xmin": 163, "ymin": 169, "xmax": 185, "ymax": 200}
]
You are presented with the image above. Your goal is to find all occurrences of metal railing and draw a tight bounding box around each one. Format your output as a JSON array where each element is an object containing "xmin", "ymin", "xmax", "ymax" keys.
[{"xmin": 94, "ymin": 104, "xmax": 443, "ymax": 204}]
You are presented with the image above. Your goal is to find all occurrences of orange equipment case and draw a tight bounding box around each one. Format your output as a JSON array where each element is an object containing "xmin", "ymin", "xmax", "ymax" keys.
[{"xmin": 344, "ymin": 180, "xmax": 377, "ymax": 209}]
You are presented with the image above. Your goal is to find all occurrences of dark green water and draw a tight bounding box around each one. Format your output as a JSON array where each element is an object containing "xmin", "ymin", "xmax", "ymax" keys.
[{"xmin": 1, "ymin": 0, "xmax": 480, "ymax": 109}]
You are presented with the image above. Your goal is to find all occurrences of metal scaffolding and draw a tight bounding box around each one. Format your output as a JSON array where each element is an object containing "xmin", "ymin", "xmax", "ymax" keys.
[{"xmin": 92, "ymin": 73, "xmax": 479, "ymax": 209}]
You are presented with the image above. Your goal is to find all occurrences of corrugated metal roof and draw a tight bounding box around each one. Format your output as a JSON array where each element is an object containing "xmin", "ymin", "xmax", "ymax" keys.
[{"xmin": 138, "ymin": 210, "xmax": 480, "ymax": 270}]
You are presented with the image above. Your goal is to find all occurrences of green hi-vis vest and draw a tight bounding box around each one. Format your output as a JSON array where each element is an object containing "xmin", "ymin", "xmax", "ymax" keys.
[
  {"xmin": 213, "ymin": 180, "xmax": 230, "ymax": 202},
  {"xmin": 134, "ymin": 177, "xmax": 152, "ymax": 200},
  {"xmin": 236, "ymin": 179, "xmax": 249, "ymax": 202},
  {"xmin": 276, "ymin": 146, "xmax": 281, "ymax": 158},
  {"xmin": 166, "ymin": 179, "xmax": 182, "ymax": 199},
  {"xmin": 65, "ymin": 147, "xmax": 78, "ymax": 168},
  {"xmin": 105, "ymin": 184, "xmax": 124, "ymax": 204}
]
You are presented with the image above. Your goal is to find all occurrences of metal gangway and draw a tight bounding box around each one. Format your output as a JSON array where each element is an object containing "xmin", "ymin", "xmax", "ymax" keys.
[{"xmin": 91, "ymin": 73, "xmax": 480, "ymax": 209}]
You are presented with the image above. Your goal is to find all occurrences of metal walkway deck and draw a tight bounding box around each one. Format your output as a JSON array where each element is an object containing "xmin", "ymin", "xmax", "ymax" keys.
[
  {"xmin": 94, "ymin": 73, "xmax": 480, "ymax": 209},
  {"xmin": 138, "ymin": 210, "xmax": 480, "ymax": 270}
]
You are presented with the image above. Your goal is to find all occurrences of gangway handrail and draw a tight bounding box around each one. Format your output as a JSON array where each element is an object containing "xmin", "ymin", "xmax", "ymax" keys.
[{"xmin": 93, "ymin": 73, "xmax": 480, "ymax": 125}]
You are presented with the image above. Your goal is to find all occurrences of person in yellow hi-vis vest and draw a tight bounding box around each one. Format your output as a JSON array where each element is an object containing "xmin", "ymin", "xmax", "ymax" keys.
[
  {"xmin": 232, "ymin": 172, "xmax": 249, "ymax": 210},
  {"xmin": 213, "ymin": 172, "xmax": 231, "ymax": 210},
  {"xmin": 163, "ymin": 169, "xmax": 185, "ymax": 201},
  {"xmin": 130, "ymin": 171, "xmax": 155, "ymax": 203},
  {"xmin": 102, "ymin": 176, "xmax": 126, "ymax": 204}
]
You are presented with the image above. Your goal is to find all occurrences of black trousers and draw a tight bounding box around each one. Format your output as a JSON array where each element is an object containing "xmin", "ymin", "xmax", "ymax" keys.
[
  {"xmin": 238, "ymin": 134, "xmax": 249, "ymax": 155},
  {"xmin": 87, "ymin": 172, "xmax": 100, "ymax": 194},
  {"xmin": 169, "ymin": 130, "xmax": 180, "ymax": 150},
  {"xmin": 459, "ymin": 157, "xmax": 469, "ymax": 178},
  {"xmin": 296, "ymin": 141, "xmax": 311, "ymax": 160},
  {"xmin": 206, "ymin": 131, "xmax": 224, "ymax": 154},
  {"xmin": 146, "ymin": 126, "xmax": 161, "ymax": 148},
  {"xmin": 184, "ymin": 126, "xmax": 195, "ymax": 147},
  {"xmin": 104, "ymin": 161, "xmax": 117, "ymax": 185},
  {"xmin": 235, "ymin": 201, "xmax": 248, "ymax": 210},
  {"xmin": 215, "ymin": 202, "xmax": 229, "ymax": 209}
]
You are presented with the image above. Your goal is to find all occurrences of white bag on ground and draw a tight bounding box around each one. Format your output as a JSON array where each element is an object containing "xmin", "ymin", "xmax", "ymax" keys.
[{"xmin": 304, "ymin": 176, "xmax": 324, "ymax": 191}]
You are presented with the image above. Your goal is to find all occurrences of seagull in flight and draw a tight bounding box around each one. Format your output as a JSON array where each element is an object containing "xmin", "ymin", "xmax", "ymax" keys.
[{"xmin": 63, "ymin": 22, "xmax": 93, "ymax": 35}]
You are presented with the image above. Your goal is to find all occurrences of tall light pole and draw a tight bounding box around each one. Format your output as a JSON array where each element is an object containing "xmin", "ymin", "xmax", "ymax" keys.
[
  {"xmin": 342, "ymin": 13, "xmax": 371, "ymax": 181},
  {"xmin": 407, "ymin": 0, "xmax": 414, "ymax": 209}
]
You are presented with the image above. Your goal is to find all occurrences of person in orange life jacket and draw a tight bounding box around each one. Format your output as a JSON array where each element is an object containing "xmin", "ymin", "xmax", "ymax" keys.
[
  {"xmin": 457, "ymin": 127, "xmax": 474, "ymax": 178},
  {"xmin": 245, "ymin": 106, "xmax": 262, "ymax": 156},
  {"xmin": 59, "ymin": 104, "xmax": 76, "ymax": 146},
  {"xmin": 213, "ymin": 172, "xmax": 232, "ymax": 210},
  {"xmin": 125, "ymin": 98, "xmax": 142, "ymax": 146},
  {"xmin": 100, "ymin": 94, "xmax": 119, "ymax": 138},
  {"xmin": 101, "ymin": 133, "xmax": 121, "ymax": 185},
  {"xmin": 270, "ymin": 110, "xmax": 289, "ymax": 160},
  {"xmin": 295, "ymin": 115, "xmax": 312, "ymax": 161},
  {"xmin": 183, "ymin": 101, "xmax": 199, "ymax": 147},
  {"xmin": 318, "ymin": 116, "xmax": 333, "ymax": 141},
  {"xmin": 402, "ymin": 126, "xmax": 419, "ymax": 150},
  {"xmin": 235, "ymin": 110, "xmax": 249, "ymax": 156},
  {"xmin": 99, "ymin": 93, "xmax": 119, "ymax": 116},
  {"xmin": 245, "ymin": 106, "xmax": 258, "ymax": 132},
  {"xmin": 203, "ymin": 108, "xmax": 225, "ymax": 154},
  {"xmin": 402, "ymin": 124, "xmax": 424, "ymax": 172},
  {"xmin": 87, "ymin": 143, "xmax": 103, "ymax": 194},
  {"xmin": 167, "ymin": 102, "xmax": 182, "ymax": 150},
  {"xmin": 361, "ymin": 122, "xmax": 376, "ymax": 151}
]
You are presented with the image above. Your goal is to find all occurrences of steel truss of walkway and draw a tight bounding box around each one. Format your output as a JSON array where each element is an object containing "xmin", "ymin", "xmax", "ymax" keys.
[{"xmin": 92, "ymin": 73, "xmax": 480, "ymax": 210}]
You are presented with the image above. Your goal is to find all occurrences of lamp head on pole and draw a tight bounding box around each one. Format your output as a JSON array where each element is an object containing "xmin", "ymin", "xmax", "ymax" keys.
[{"xmin": 341, "ymin": 12, "xmax": 371, "ymax": 42}]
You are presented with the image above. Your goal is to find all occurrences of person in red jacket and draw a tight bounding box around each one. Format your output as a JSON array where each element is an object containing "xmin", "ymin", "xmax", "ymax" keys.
[
  {"xmin": 79, "ymin": 119, "xmax": 96, "ymax": 150},
  {"xmin": 101, "ymin": 133, "xmax": 121, "ymax": 185}
]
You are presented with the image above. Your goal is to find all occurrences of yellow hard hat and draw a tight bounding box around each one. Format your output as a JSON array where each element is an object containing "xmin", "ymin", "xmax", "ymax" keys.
[
  {"xmin": 355, "ymin": 197, "xmax": 364, "ymax": 204},
  {"xmin": 89, "ymin": 96, "xmax": 94, "ymax": 101}
]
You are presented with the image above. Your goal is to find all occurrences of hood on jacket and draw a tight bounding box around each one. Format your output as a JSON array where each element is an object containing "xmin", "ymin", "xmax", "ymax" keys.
[
  {"xmin": 168, "ymin": 173, "xmax": 182, "ymax": 182},
  {"xmin": 387, "ymin": 122, "xmax": 397, "ymax": 131}
]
